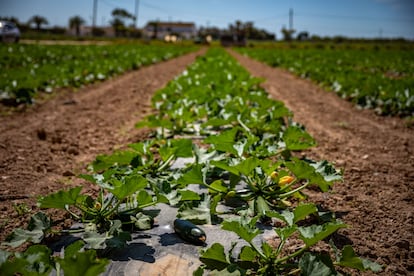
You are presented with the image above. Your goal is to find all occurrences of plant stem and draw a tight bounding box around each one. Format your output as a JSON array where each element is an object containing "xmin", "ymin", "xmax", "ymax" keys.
[
  {"xmin": 102, "ymin": 200, "xmax": 122, "ymax": 218},
  {"xmin": 237, "ymin": 115, "xmax": 251, "ymax": 133},
  {"xmin": 278, "ymin": 179, "xmax": 297, "ymax": 193},
  {"xmin": 65, "ymin": 206, "xmax": 80, "ymax": 220},
  {"xmin": 250, "ymin": 241, "xmax": 268, "ymax": 260},
  {"xmin": 157, "ymin": 154, "xmax": 175, "ymax": 172},
  {"xmin": 138, "ymin": 201, "xmax": 158, "ymax": 209},
  {"xmin": 275, "ymin": 239, "xmax": 286, "ymax": 257},
  {"xmin": 279, "ymin": 182, "xmax": 310, "ymax": 198},
  {"xmin": 287, "ymin": 268, "xmax": 301, "ymax": 275},
  {"xmin": 200, "ymin": 182, "xmax": 224, "ymax": 194},
  {"xmin": 274, "ymin": 246, "xmax": 308, "ymax": 265}
]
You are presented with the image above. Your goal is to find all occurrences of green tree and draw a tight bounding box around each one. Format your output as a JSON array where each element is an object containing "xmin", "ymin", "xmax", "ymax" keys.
[
  {"xmin": 69, "ymin": 16, "xmax": 85, "ymax": 36},
  {"xmin": 281, "ymin": 26, "xmax": 295, "ymax": 41},
  {"xmin": 110, "ymin": 8, "xmax": 135, "ymax": 37},
  {"xmin": 28, "ymin": 15, "xmax": 48, "ymax": 31}
]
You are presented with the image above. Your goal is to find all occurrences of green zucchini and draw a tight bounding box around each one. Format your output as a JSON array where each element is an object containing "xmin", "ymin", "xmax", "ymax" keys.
[{"xmin": 173, "ymin": 219, "xmax": 206, "ymax": 245}]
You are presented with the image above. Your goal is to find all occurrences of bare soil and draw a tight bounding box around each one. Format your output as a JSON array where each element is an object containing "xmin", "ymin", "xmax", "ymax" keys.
[{"xmin": 0, "ymin": 48, "xmax": 413, "ymax": 275}]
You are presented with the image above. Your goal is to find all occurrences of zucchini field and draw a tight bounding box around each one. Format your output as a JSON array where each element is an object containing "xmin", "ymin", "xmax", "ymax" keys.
[
  {"xmin": 0, "ymin": 43, "xmax": 196, "ymax": 104},
  {"xmin": 236, "ymin": 44, "xmax": 414, "ymax": 116},
  {"xmin": 0, "ymin": 43, "xmax": 413, "ymax": 275}
]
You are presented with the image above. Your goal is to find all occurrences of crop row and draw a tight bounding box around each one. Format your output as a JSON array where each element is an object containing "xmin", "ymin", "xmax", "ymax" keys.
[
  {"xmin": 237, "ymin": 47, "xmax": 414, "ymax": 116},
  {"xmin": 0, "ymin": 43, "xmax": 197, "ymax": 104},
  {"xmin": 0, "ymin": 48, "xmax": 381, "ymax": 275}
]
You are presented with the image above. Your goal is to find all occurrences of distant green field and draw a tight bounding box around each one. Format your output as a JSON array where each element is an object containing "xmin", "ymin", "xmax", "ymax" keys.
[
  {"xmin": 0, "ymin": 43, "xmax": 197, "ymax": 104},
  {"xmin": 237, "ymin": 44, "xmax": 414, "ymax": 116}
]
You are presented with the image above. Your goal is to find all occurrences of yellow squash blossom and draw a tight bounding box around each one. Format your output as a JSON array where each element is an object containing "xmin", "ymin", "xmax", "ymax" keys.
[{"xmin": 278, "ymin": 175, "xmax": 295, "ymax": 186}]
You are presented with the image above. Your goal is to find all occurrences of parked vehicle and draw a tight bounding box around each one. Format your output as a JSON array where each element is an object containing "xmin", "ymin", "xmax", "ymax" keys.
[{"xmin": 0, "ymin": 21, "xmax": 20, "ymax": 43}]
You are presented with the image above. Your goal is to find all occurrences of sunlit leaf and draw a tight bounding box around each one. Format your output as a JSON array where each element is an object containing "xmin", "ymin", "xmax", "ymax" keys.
[
  {"xmin": 298, "ymin": 220, "xmax": 347, "ymax": 247},
  {"xmin": 221, "ymin": 218, "xmax": 260, "ymax": 243},
  {"xmin": 337, "ymin": 245, "xmax": 382, "ymax": 272},
  {"xmin": 38, "ymin": 186, "xmax": 83, "ymax": 209},
  {"xmin": 200, "ymin": 243, "xmax": 230, "ymax": 271},
  {"xmin": 283, "ymin": 125, "xmax": 316, "ymax": 150}
]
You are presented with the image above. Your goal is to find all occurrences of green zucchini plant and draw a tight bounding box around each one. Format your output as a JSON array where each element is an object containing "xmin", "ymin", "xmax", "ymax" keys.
[
  {"xmin": 195, "ymin": 206, "xmax": 382, "ymax": 275},
  {"xmin": 0, "ymin": 47, "xmax": 382, "ymax": 275}
]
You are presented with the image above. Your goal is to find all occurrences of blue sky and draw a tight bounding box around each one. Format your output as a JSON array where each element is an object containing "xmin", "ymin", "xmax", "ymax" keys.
[{"xmin": 1, "ymin": 0, "xmax": 413, "ymax": 39}]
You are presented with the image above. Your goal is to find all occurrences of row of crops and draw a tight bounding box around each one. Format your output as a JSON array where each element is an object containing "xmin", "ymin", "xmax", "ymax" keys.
[
  {"xmin": 0, "ymin": 48, "xmax": 381, "ymax": 275},
  {"xmin": 236, "ymin": 46, "xmax": 414, "ymax": 116},
  {"xmin": 0, "ymin": 43, "xmax": 197, "ymax": 104}
]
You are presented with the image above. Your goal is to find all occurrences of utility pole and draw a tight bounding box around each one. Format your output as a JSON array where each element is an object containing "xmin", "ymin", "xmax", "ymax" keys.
[
  {"xmin": 92, "ymin": 0, "xmax": 98, "ymax": 27},
  {"xmin": 289, "ymin": 8, "xmax": 293, "ymax": 31},
  {"xmin": 134, "ymin": 0, "xmax": 140, "ymax": 28}
]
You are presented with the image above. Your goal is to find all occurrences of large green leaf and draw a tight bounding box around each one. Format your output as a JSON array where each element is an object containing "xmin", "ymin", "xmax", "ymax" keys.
[
  {"xmin": 0, "ymin": 250, "xmax": 11, "ymax": 266},
  {"xmin": 283, "ymin": 125, "xmax": 316, "ymax": 150},
  {"xmin": 111, "ymin": 174, "xmax": 148, "ymax": 200},
  {"xmin": 57, "ymin": 240, "xmax": 109, "ymax": 276},
  {"xmin": 178, "ymin": 189, "xmax": 201, "ymax": 201},
  {"xmin": 234, "ymin": 157, "xmax": 262, "ymax": 176},
  {"xmin": 298, "ymin": 220, "xmax": 347, "ymax": 247},
  {"xmin": 221, "ymin": 218, "xmax": 260, "ymax": 243},
  {"xmin": 210, "ymin": 160, "xmax": 240, "ymax": 176},
  {"xmin": 209, "ymin": 180, "xmax": 228, "ymax": 194},
  {"xmin": 299, "ymin": 252, "xmax": 337, "ymax": 276},
  {"xmin": 177, "ymin": 164, "xmax": 204, "ymax": 186},
  {"xmin": 3, "ymin": 212, "xmax": 51, "ymax": 247},
  {"xmin": 177, "ymin": 195, "xmax": 211, "ymax": 224},
  {"xmin": 0, "ymin": 245, "xmax": 53, "ymax": 276},
  {"xmin": 293, "ymin": 203, "xmax": 318, "ymax": 225},
  {"xmin": 310, "ymin": 160, "xmax": 343, "ymax": 183},
  {"xmin": 199, "ymin": 243, "xmax": 230, "ymax": 271},
  {"xmin": 136, "ymin": 190, "xmax": 155, "ymax": 207},
  {"xmin": 38, "ymin": 186, "xmax": 83, "ymax": 209},
  {"xmin": 204, "ymin": 128, "xmax": 239, "ymax": 155},
  {"xmin": 92, "ymin": 150, "xmax": 139, "ymax": 171},
  {"xmin": 82, "ymin": 221, "xmax": 131, "ymax": 250},
  {"xmin": 337, "ymin": 245, "xmax": 382, "ymax": 272},
  {"xmin": 239, "ymin": 245, "xmax": 257, "ymax": 262},
  {"xmin": 274, "ymin": 225, "xmax": 297, "ymax": 242},
  {"xmin": 158, "ymin": 139, "xmax": 193, "ymax": 161},
  {"xmin": 266, "ymin": 203, "xmax": 317, "ymax": 226},
  {"xmin": 171, "ymin": 139, "xmax": 194, "ymax": 158},
  {"xmin": 286, "ymin": 158, "xmax": 333, "ymax": 192}
]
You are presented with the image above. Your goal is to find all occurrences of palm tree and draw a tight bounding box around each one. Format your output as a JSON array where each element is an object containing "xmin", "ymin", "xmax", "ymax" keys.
[
  {"xmin": 69, "ymin": 16, "xmax": 85, "ymax": 36},
  {"xmin": 281, "ymin": 26, "xmax": 295, "ymax": 41},
  {"xmin": 111, "ymin": 8, "xmax": 135, "ymax": 37},
  {"xmin": 28, "ymin": 15, "xmax": 48, "ymax": 31}
]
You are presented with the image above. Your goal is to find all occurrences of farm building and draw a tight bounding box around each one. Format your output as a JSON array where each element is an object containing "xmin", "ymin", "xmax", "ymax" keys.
[{"xmin": 143, "ymin": 21, "xmax": 196, "ymax": 40}]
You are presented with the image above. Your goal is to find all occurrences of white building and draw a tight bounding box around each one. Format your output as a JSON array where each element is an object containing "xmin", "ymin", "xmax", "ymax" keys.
[{"xmin": 143, "ymin": 21, "xmax": 196, "ymax": 40}]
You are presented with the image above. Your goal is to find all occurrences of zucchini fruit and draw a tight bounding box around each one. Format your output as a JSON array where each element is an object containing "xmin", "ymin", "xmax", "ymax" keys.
[{"xmin": 173, "ymin": 218, "xmax": 206, "ymax": 245}]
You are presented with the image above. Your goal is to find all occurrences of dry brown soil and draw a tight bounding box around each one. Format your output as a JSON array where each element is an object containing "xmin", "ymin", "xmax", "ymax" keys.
[{"xmin": 0, "ymin": 48, "xmax": 413, "ymax": 275}]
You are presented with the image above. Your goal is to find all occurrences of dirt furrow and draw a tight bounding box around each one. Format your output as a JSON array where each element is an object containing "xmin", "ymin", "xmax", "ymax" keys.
[{"xmin": 231, "ymin": 50, "xmax": 414, "ymax": 275}]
